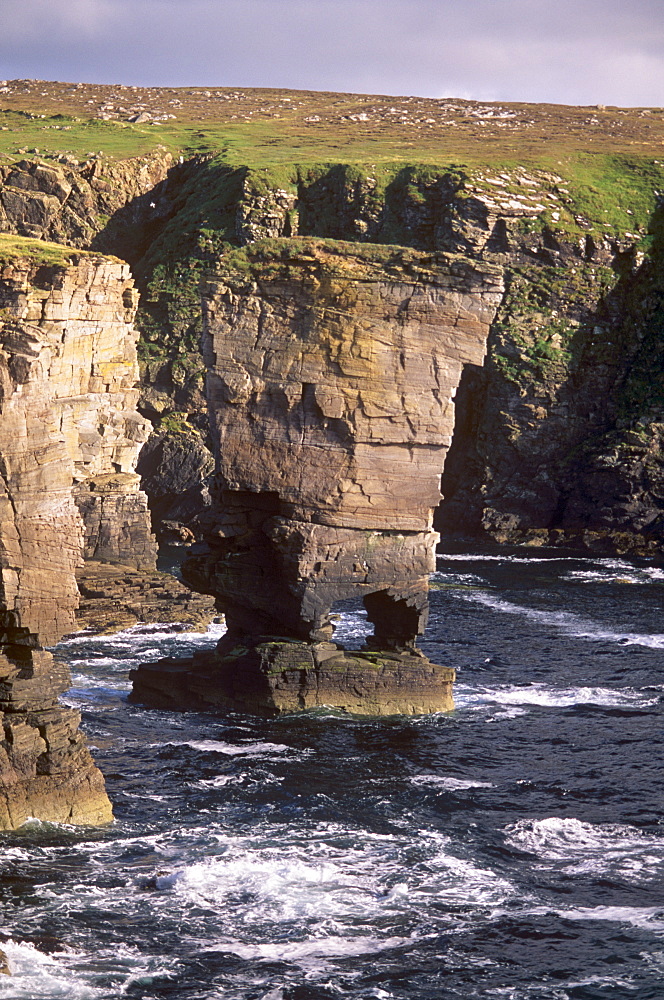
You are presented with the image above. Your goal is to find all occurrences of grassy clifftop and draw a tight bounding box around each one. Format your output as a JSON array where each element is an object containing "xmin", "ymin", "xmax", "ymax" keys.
[
  {"xmin": 1, "ymin": 79, "xmax": 663, "ymax": 168},
  {"xmin": 0, "ymin": 232, "xmax": 117, "ymax": 267}
]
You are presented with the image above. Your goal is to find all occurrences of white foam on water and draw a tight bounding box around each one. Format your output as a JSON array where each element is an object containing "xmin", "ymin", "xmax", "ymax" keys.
[
  {"xmin": 156, "ymin": 739, "xmax": 295, "ymax": 756},
  {"xmin": 331, "ymin": 609, "xmax": 371, "ymax": 645},
  {"xmin": 207, "ymin": 933, "xmax": 415, "ymax": 971},
  {"xmin": 0, "ymin": 821, "xmax": 517, "ymax": 994},
  {"xmin": 173, "ymin": 850, "xmax": 378, "ymax": 923},
  {"xmin": 409, "ymin": 775, "xmax": 494, "ymax": 790},
  {"xmin": 563, "ymin": 569, "xmax": 639, "ymax": 584},
  {"xmin": 68, "ymin": 674, "xmax": 132, "ymax": 691},
  {"xmin": 0, "ymin": 941, "xmax": 101, "ymax": 999},
  {"xmin": 561, "ymin": 560, "xmax": 664, "ymax": 586},
  {"xmin": 195, "ymin": 774, "xmax": 237, "ymax": 788},
  {"xmin": 124, "ymin": 820, "xmax": 518, "ymax": 940},
  {"xmin": 524, "ymin": 904, "xmax": 664, "ymax": 933},
  {"xmin": 457, "ymin": 683, "xmax": 658, "ymax": 710},
  {"xmin": 432, "ymin": 571, "xmax": 486, "ymax": 587},
  {"xmin": 417, "ymin": 830, "xmax": 516, "ymax": 906},
  {"xmin": 57, "ymin": 619, "xmax": 226, "ymax": 649},
  {"xmin": 454, "ymin": 590, "xmax": 664, "ymax": 648},
  {"xmin": 505, "ymin": 818, "xmax": 664, "ymax": 880},
  {"xmin": 438, "ymin": 553, "xmax": 603, "ymax": 566}
]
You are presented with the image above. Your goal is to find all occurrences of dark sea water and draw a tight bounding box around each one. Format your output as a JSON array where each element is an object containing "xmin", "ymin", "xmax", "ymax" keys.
[{"xmin": 0, "ymin": 549, "xmax": 663, "ymax": 1000}]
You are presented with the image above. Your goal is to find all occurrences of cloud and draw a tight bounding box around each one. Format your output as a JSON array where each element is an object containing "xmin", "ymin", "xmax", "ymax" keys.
[
  {"xmin": 1, "ymin": 0, "xmax": 663, "ymax": 106},
  {"xmin": 2, "ymin": 0, "xmax": 116, "ymax": 44}
]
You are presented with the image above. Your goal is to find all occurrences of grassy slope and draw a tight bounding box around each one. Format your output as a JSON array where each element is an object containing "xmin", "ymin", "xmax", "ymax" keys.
[
  {"xmin": 0, "ymin": 232, "xmax": 115, "ymax": 266},
  {"xmin": 2, "ymin": 79, "xmax": 664, "ymax": 177},
  {"xmin": 3, "ymin": 80, "xmax": 664, "ymax": 254}
]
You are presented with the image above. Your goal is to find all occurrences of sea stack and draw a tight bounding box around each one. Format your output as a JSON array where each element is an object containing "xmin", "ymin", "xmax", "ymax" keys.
[{"xmin": 131, "ymin": 239, "xmax": 503, "ymax": 715}]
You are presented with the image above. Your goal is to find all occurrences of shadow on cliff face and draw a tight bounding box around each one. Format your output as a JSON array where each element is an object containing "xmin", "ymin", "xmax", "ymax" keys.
[
  {"xmin": 89, "ymin": 156, "xmax": 207, "ymax": 270},
  {"xmin": 436, "ymin": 200, "xmax": 664, "ymax": 555},
  {"xmin": 89, "ymin": 159, "xmax": 246, "ymax": 541},
  {"xmin": 296, "ymin": 165, "xmax": 471, "ymax": 250}
]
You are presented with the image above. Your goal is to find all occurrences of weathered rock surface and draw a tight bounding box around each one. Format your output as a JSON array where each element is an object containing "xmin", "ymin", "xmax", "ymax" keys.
[
  {"xmin": 130, "ymin": 643, "xmax": 454, "ymax": 717},
  {"xmin": 438, "ymin": 246, "xmax": 664, "ymax": 556},
  {"xmin": 0, "ymin": 245, "xmax": 157, "ymax": 572},
  {"xmin": 0, "ymin": 239, "xmax": 158, "ymax": 828},
  {"xmin": 3, "ymin": 151, "xmax": 659, "ymax": 556},
  {"xmin": 132, "ymin": 239, "xmax": 503, "ymax": 715},
  {"xmin": 0, "ymin": 151, "xmax": 173, "ymax": 249},
  {"xmin": 136, "ymin": 424, "xmax": 214, "ymax": 544},
  {"xmin": 75, "ymin": 561, "xmax": 217, "ymax": 634}
]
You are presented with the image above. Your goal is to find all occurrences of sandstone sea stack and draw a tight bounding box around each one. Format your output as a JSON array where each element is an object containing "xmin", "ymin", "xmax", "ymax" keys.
[
  {"xmin": 131, "ymin": 239, "xmax": 503, "ymax": 715},
  {"xmin": 0, "ymin": 235, "xmax": 156, "ymax": 828}
]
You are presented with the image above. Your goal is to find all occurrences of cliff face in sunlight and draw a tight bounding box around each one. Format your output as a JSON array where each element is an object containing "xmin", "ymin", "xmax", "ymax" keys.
[
  {"xmin": 0, "ymin": 243, "xmax": 157, "ymax": 828},
  {"xmin": 131, "ymin": 241, "xmax": 503, "ymax": 717}
]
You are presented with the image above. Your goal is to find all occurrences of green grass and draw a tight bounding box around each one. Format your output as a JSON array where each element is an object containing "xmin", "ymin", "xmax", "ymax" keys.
[
  {"xmin": 0, "ymin": 232, "xmax": 113, "ymax": 266},
  {"xmin": 2, "ymin": 81, "xmax": 664, "ymax": 170}
]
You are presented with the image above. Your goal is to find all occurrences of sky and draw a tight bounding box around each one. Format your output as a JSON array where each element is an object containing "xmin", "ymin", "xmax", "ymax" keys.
[{"xmin": 1, "ymin": 0, "xmax": 663, "ymax": 107}]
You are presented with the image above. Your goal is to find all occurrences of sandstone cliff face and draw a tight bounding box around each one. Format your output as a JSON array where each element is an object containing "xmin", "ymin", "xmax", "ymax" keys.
[
  {"xmin": 2, "ymin": 153, "xmax": 661, "ymax": 555},
  {"xmin": 107, "ymin": 158, "xmax": 662, "ymax": 553},
  {"xmin": 197, "ymin": 241, "xmax": 502, "ymax": 638},
  {"xmin": 0, "ymin": 241, "xmax": 157, "ymax": 828},
  {"xmin": 132, "ymin": 240, "xmax": 503, "ymax": 716}
]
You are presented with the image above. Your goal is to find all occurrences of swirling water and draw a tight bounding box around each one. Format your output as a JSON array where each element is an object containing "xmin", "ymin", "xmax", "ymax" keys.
[{"xmin": 1, "ymin": 548, "xmax": 663, "ymax": 1000}]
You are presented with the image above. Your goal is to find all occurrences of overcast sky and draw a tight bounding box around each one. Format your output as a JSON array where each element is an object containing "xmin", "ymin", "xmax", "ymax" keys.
[{"xmin": 2, "ymin": 0, "xmax": 663, "ymax": 107}]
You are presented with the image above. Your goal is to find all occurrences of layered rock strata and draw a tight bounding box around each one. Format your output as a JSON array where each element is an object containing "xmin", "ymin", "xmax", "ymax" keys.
[
  {"xmin": 0, "ymin": 239, "xmax": 157, "ymax": 827},
  {"xmin": 75, "ymin": 562, "xmax": 217, "ymax": 634},
  {"xmin": 0, "ymin": 151, "xmax": 173, "ymax": 249},
  {"xmin": 131, "ymin": 240, "xmax": 503, "ymax": 715}
]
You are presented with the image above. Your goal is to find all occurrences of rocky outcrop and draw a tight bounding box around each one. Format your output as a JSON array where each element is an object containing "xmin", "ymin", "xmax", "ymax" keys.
[
  {"xmin": 75, "ymin": 562, "xmax": 217, "ymax": 634},
  {"xmin": 1, "ymin": 133, "xmax": 660, "ymax": 559},
  {"xmin": 0, "ymin": 151, "xmax": 173, "ymax": 249},
  {"xmin": 131, "ymin": 239, "xmax": 503, "ymax": 715},
  {"xmin": 438, "ymin": 249, "xmax": 664, "ymax": 555},
  {"xmin": 0, "ymin": 238, "xmax": 157, "ymax": 828},
  {"xmin": 135, "ymin": 423, "xmax": 214, "ymax": 544},
  {"xmin": 3, "ymin": 151, "xmax": 657, "ymax": 556}
]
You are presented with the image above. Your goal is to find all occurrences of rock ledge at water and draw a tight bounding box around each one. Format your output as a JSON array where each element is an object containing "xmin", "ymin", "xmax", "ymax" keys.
[{"xmin": 129, "ymin": 641, "xmax": 455, "ymax": 717}]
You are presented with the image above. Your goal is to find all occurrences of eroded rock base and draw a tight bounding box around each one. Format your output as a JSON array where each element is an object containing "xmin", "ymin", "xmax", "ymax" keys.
[
  {"xmin": 129, "ymin": 640, "xmax": 454, "ymax": 717},
  {"xmin": 0, "ymin": 646, "xmax": 112, "ymax": 830}
]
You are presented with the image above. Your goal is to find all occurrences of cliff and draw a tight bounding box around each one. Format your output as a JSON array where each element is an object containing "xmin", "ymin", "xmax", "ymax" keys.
[
  {"xmin": 0, "ymin": 235, "xmax": 156, "ymax": 828},
  {"xmin": 1, "ymin": 84, "xmax": 662, "ymax": 558},
  {"xmin": 89, "ymin": 158, "xmax": 664, "ymax": 556},
  {"xmin": 438, "ymin": 244, "xmax": 664, "ymax": 554},
  {"xmin": 130, "ymin": 239, "xmax": 503, "ymax": 715}
]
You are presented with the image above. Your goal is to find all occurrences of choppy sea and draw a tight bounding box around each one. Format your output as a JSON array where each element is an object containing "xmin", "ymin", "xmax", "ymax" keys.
[{"xmin": 0, "ymin": 547, "xmax": 662, "ymax": 999}]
